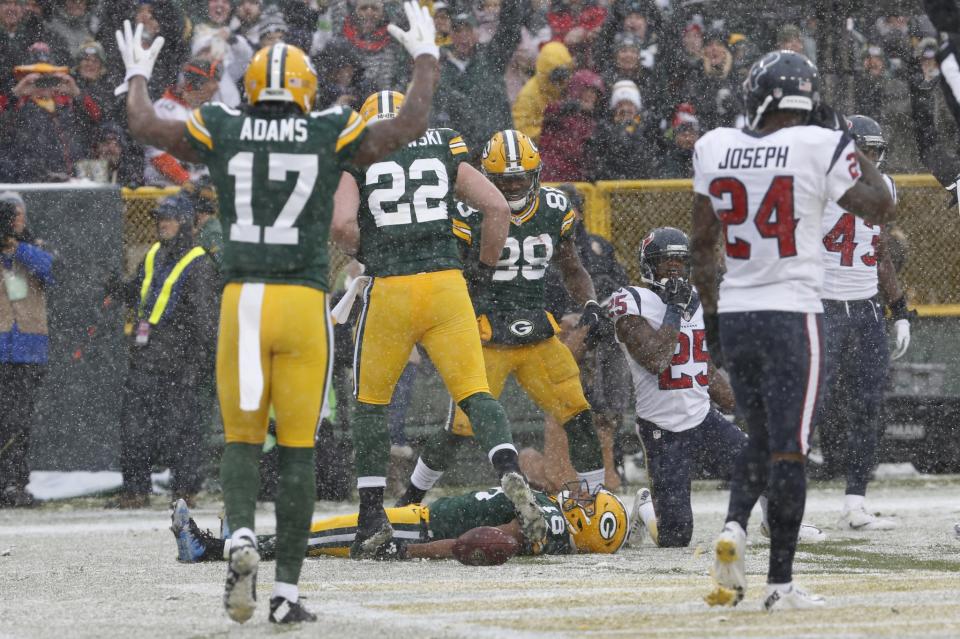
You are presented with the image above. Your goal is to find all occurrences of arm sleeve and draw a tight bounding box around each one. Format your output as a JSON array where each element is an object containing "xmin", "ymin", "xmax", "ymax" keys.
[
  {"xmin": 14, "ymin": 243, "xmax": 54, "ymax": 285},
  {"xmin": 824, "ymin": 132, "xmax": 860, "ymax": 203},
  {"xmin": 605, "ymin": 286, "xmax": 641, "ymax": 322},
  {"xmin": 451, "ymin": 201, "xmax": 477, "ymax": 247},
  {"xmin": 691, "ymin": 139, "xmax": 710, "ymax": 196},
  {"xmin": 332, "ymin": 107, "xmax": 369, "ymax": 170},
  {"xmin": 185, "ymin": 105, "xmax": 216, "ymax": 162},
  {"xmin": 487, "ymin": 0, "xmax": 523, "ymax": 71}
]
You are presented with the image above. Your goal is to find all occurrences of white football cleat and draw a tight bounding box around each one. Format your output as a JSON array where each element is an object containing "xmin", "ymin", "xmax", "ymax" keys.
[
  {"xmin": 837, "ymin": 506, "xmax": 897, "ymax": 531},
  {"xmin": 705, "ymin": 521, "xmax": 747, "ymax": 607},
  {"xmin": 500, "ymin": 472, "xmax": 547, "ymax": 548},
  {"xmin": 759, "ymin": 521, "xmax": 826, "ymax": 543},
  {"xmin": 763, "ymin": 582, "xmax": 825, "ymax": 611},
  {"xmin": 223, "ymin": 533, "xmax": 259, "ymax": 623},
  {"xmin": 625, "ymin": 487, "xmax": 652, "ymax": 548}
]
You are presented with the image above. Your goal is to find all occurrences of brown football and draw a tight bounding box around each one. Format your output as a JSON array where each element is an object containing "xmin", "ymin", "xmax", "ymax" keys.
[{"xmin": 452, "ymin": 526, "xmax": 519, "ymax": 566}]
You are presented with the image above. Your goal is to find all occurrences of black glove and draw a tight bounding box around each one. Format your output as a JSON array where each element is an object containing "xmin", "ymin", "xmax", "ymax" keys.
[
  {"xmin": 660, "ymin": 277, "xmax": 694, "ymax": 311},
  {"xmin": 464, "ymin": 261, "xmax": 496, "ymax": 290},
  {"xmin": 703, "ymin": 310, "xmax": 723, "ymax": 369},
  {"xmin": 888, "ymin": 296, "xmax": 917, "ymax": 322},
  {"xmin": 579, "ymin": 300, "xmax": 614, "ymax": 350},
  {"xmin": 577, "ymin": 300, "xmax": 604, "ymax": 329},
  {"xmin": 808, "ymin": 102, "xmax": 846, "ymax": 131}
]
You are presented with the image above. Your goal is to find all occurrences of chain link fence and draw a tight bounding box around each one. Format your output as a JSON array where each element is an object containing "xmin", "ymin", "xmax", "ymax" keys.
[
  {"xmin": 575, "ymin": 175, "xmax": 957, "ymax": 308},
  {"xmin": 122, "ymin": 176, "xmax": 958, "ymax": 306}
]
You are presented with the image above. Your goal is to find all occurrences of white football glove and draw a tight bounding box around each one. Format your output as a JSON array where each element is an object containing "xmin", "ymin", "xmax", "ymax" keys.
[
  {"xmin": 114, "ymin": 20, "xmax": 165, "ymax": 96},
  {"xmin": 890, "ymin": 318, "xmax": 911, "ymax": 360},
  {"xmin": 387, "ymin": 1, "xmax": 439, "ymax": 60}
]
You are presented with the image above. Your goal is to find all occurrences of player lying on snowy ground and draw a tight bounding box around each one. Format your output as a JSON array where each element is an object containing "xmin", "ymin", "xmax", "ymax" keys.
[{"xmin": 171, "ymin": 484, "xmax": 627, "ymax": 562}]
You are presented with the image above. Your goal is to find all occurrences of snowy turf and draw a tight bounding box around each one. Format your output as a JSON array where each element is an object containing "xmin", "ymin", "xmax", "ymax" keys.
[{"xmin": 1, "ymin": 475, "xmax": 958, "ymax": 638}]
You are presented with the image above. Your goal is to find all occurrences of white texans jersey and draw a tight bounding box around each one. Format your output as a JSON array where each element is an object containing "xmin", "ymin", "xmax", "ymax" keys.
[
  {"xmin": 143, "ymin": 94, "xmax": 209, "ymax": 186},
  {"xmin": 820, "ymin": 174, "xmax": 897, "ymax": 301},
  {"xmin": 608, "ymin": 285, "xmax": 710, "ymax": 433},
  {"xmin": 693, "ymin": 125, "xmax": 860, "ymax": 313}
]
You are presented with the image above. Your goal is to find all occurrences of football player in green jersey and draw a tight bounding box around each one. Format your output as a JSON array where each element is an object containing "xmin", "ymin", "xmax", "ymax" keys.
[
  {"xmin": 330, "ymin": 92, "xmax": 548, "ymax": 562},
  {"xmin": 171, "ymin": 485, "xmax": 628, "ymax": 562},
  {"xmin": 396, "ymin": 129, "xmax": 612, "ymax": 507},
  {"xmin": 116, "ymin": 3, "xmax": 442, "ymax": 624}
]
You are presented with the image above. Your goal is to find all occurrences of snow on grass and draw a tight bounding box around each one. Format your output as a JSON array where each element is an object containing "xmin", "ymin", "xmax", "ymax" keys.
[{"xmin": 0, "ymin": 475, "xmax": 958, "ymax": 638}]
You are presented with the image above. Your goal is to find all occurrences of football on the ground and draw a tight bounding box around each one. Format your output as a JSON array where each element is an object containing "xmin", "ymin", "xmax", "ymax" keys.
[{"xmin": 452, "ymin": 526, "xmax": 519, "ymax": 566}]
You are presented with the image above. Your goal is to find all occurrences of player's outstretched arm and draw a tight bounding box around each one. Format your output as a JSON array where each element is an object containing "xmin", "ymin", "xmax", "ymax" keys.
[
  {"xmin": 351, "ymin": 2, "xmax": 440, "ymax": 168},
  {"xmin": 331, "ymin": 172, "xmax": 362, "ymax": 256},
  {"xmin": 455, "ymin": 163, "xmax": 510, "ymax": 266},
  {"xmin": 690, "ymin": 194, "xmax": 721, "ymax": 315},
  {"xmin": 555, "ymin": 237, "xmax": 598, "ymax": 306},
  {"xmin": 837, "ymin": 150, "xmax": 896, "ymax": 225},
  {"xmin": 116, "ymin": 20, "xmax": 200, "ymax": 162}
]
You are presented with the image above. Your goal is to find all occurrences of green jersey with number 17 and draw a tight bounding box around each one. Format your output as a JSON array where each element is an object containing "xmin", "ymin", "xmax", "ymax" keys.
[
  {"xmin": 353, "ymin": 128, "xmax": 470, "ymax": 277},
  {"xmin": 185, "ymin": 102, "xmax": 367, "ymax": 291},
  {"xmin": 453, "ymin": 186, "xmax": 576, "ymax": 315}
]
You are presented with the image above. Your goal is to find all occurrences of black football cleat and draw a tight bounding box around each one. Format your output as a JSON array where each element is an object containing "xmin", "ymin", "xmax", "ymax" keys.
[
  {"xmin": 269, "ymin": 597, "xmax": 317, "ymax": 624},
  {"xmin": 350, "ymin": 508, "xmax": 395, "ymax": 559}
]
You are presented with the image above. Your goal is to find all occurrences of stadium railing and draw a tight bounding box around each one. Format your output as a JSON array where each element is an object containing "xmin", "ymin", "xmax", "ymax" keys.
[
  {"xmin": 124, "ymin": 175, "xmax": 959, "ymax": 311},
  {"xmin": 572, "ymin": 174, "xmax": 959, "ymax": 311}
]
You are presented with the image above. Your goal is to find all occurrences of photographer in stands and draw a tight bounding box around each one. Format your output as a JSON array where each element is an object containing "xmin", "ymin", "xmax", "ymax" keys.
[
  {"xmin": 0, "ymin": 192, "xmax": 54, "ymax": 508},
  {"xmin": 0, "ymin": 42, "xmax": 95, "ymax": 182}
]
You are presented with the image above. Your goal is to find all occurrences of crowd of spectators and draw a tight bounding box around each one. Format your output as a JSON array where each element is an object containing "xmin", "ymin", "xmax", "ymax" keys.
[{"xmin": 0, "ymin": 0, "xmax": 950, "ymax": 185}]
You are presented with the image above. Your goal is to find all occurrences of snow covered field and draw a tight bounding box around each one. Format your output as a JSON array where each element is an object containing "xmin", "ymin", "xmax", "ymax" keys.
[{"xmin": 1, "ymin": 474, "xmax": 958, "ymax": 639}]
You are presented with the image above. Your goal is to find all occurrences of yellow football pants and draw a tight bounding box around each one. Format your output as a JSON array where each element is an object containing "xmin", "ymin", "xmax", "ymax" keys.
[
  {"xmin": 450, "ymin": 334, "xmax": 590, "ymax": 436},
  {"xmin": 354, "ymin": 269, "xmax": 488, "ymax": 405},
  {"xmin": 218, "ymin": 282, "xmax": 331, "ymax": 448},
  {"xmin": 305, "ymin": 505, "xmax": 430, "ymax": 557}
]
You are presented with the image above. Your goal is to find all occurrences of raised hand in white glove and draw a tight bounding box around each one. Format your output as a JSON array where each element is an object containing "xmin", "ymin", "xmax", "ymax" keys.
[
  {"xmin": 890, "ymin": 318, "xmax": 911, "ymax": 360},
  {"xmin": 387, "ymin": 1, "xmax": 439, "ymax": 60},
  {"xmin": 114, "ymin": 20, "xmax": 166, "ymax": 96}
]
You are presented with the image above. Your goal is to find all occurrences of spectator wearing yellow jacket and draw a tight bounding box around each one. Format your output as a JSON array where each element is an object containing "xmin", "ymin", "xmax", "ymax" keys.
[{"xmin": 512, "ymin": 41, "xmax": 573, "ymax": 142}]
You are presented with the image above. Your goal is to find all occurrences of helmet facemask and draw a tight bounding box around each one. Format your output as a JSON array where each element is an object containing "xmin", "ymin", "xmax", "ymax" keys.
[
  {"xmin": 558, "ymin": 482, "xmax": 627, "ymax": 554},
  {"xmin": 490, "ymin": 169, "xmax": 540, "ymax": 213}
]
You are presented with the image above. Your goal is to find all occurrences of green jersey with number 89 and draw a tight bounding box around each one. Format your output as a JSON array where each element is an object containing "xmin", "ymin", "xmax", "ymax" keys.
[
  {"xmin": 428, "ymin": 488, "xmax": 574, "ymax": 555},
  {"xmin": 454, "ymin": 186, "xmax": 576, "ymax": 315},
  {"xmin": 185, "ymin": 102, "xmax": 368, "ymax": 290},
  {"xmin": 352, "ymin": 127, "xmax": 470, "ymax": 277}
]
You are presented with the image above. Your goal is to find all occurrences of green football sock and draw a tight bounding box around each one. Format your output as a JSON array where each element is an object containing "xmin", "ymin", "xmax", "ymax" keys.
[
  {"xmin": 420, "ymin": 427, "xmax": 469, "ymax": 472},
  {"xmin": 352, "ymin": 402, "xmax": 390, "ymax": 479},
  {"xmin": 458, "ymin": 392, "xmax": 515, "ymax": 456},
  {"xmin": 220, "ymin": 442, "xmax": 261, "ymax": 534},
  {"xmin": 274, "ymin": 445, "xmax": 316, "ymax": 585},
  {"xmin": 564, "ymin": 411, "xmax": 604, "ymax": 473}
]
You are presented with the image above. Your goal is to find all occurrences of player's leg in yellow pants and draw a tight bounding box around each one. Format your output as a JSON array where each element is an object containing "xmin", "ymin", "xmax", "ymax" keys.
[
  {"xmin": 218, "ymin": 282, "xmax": 331, "ymax": 586},
  {"xmin": 354, "ymin": 271, "xmax": 517, "ymax": 494}
]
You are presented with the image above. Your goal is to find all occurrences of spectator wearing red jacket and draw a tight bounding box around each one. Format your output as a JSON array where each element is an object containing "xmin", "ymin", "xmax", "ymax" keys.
[{"xmin": 539, "ymin": 69, "xmax": 604, "ymax": 182}]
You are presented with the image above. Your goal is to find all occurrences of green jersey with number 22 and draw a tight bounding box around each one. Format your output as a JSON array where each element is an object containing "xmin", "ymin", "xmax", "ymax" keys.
[
  {"xmin": 453, "ymin": 186, "xmax": 576, "ymax": 315},
  {"xmin": 353, "ymin": 127, "xmax": 470, "ymax": 277},
  {"xmin": 185, "ymin": 102, "xmax": 367, "ymax": 291}
]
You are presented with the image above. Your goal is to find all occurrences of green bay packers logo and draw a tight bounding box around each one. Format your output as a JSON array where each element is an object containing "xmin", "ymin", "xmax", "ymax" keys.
[
  {"xmin": 599, "ymin": 511, "xmax": 618, "ymax": 540},
  {"xmin": 509, "ymin": 319, "xmax": 534, "ymax": 337}
]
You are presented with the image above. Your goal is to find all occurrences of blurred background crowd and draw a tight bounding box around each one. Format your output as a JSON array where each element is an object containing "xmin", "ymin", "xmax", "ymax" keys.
[{"xmin": 0, "ymin": 0, "xmax": 951, "ymax": 185}]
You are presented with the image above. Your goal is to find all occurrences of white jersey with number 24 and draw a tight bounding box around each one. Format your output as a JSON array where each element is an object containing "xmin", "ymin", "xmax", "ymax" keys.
[{"xmin": 692, "ymin": 125, "xmax": 860, "ymax": 314}]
